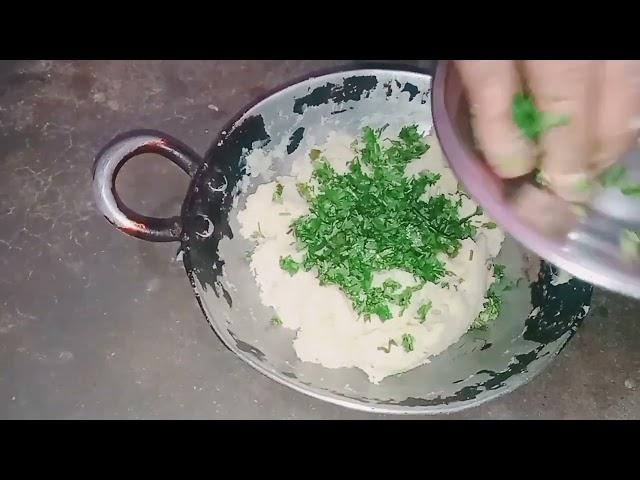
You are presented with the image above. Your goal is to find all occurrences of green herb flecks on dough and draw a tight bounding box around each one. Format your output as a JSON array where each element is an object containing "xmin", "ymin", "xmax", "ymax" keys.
[
  {"xmin": 493, "ymin": 264, "xmax": 506, "ymax": 281},
  {"xmin": 273, "ymin": 182, "xmax": 284, "ymax": 203},
  {"xmin": 401, "ymin": 333, "xmax": 415, "ymax": 352},
  {"xmin": 471, "ymin": 263, "xmax": 513, "ymax": 330},
  {"xmin": 416, "ymin": 301, "xmax": 433, "ymax": 323},
  {"xmin": 472, "ymin": 291, "xmax": 502, "ymax": 330},
  {"xmin": 395, "ymin": 283, "xmax": 425, "ymax": 316},
  {"xmin": 279, "ymin": 255, "xmax": 300, "ymax": 276},
  {"xmin": 296, "ymin": 182, "xmax": 314, "ymax": 202},
  {"xmin": 288, "ymin": 125, "xmax": 478, "ymax": 321},
  {"xmin": 382, "ymin": 279, "xmax": 402, "ymax": 295}
]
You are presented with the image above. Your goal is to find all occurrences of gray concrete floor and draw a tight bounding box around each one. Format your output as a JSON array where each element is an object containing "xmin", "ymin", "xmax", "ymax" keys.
[{"xmin": 1, "ymin": 60, "xmax": 639, "ymax": 419}]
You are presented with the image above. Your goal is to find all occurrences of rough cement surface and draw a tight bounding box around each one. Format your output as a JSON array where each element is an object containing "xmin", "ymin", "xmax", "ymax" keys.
[{"xmin": 1, "ymin": 60, "xmax": 639, "ymax": 419}]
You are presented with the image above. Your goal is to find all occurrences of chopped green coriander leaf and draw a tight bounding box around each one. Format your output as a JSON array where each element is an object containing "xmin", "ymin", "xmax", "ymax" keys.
[
  {"xmin": 377, "ymin": 339, "xmax": 397, "ymax": 353},
  {"xmin": 396, "ymin": 286, "xmax": 422, "ymax": 307},
  {"xmin": 279, "ymin": 255, "xmax": 300, "ymax": 275},
  {"xmin": 599, "ymin": 164, "xmax": 640, "ymax": 197},
  {"xmin": 312, "ymin": 159, "xmax": 336, "ymax": 183},
  {"xmin": 416, "ymin": 301, "xmax": 433, "ymax": 323},
  {"xmin": 621, "ymin": 184, "xmax": 640, "ymax": 197},
  {"xmin": 483, "ymin": 222, "xmax": 497, "ymax": 229},
  {"xmin": 374, "ymin": 304, "xmax": 392, "ymax": 321},
  {"xmin": 244, "ymin": 249, "xmax": 254, "ymax": 261},
  {"xmin": 472, "ymin": 291, "xmax": 502, "ymax": 330},
  {"xmin": 394, "ymin": 284, "xmax": 424, "ymax": 315},
  {"xmin": 513, "ymin": 92, "xmax": 570, "ymax": 141},
  {"xmin": 382, "ymin": 279, "xmax": 402, "ymax": 295},
  {"xmin": 512, "ymin": 92, "xmax": 540, "ymax": 140},
  {"xmin": 471, "ymin": 263, "xmax": 517, "ymax": 330},
  {"xmin": 272, "ymin": 182, "xmax": 284, "ymax": 202},
  {"xmin": 296, "ymin": 182, "xmax": 314, "ymax": 202},
  {"xmin": 271, "ymin": 315, "xmax": 283, "ymax": 326},
  {"xmin": 401, "ymin": 333, "xmax": 415, "ymax": 352},
  {"xmin": 601, "ymin": 165, "xmax": 628, "ymax": 188},
  {"xmin": 309, "ymin": 148, "xmax": 322, "ymax": 161},
  {"xmin": 289, "ymin": 125, "xmax": 476, "ymax": 320}
]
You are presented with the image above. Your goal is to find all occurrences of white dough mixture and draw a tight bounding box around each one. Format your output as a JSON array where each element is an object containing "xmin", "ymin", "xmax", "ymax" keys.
[{"xmin": 237, "ymin": 130, "xmax": 505, "ymax": 384}]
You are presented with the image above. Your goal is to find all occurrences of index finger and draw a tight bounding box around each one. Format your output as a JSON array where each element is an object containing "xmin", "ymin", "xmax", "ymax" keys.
[{"xmin": 455, "ymin": 60, "xmax": 537, "ymax": 178}]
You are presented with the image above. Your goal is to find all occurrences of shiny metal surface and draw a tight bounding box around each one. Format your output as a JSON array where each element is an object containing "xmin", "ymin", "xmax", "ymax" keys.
[{"xmin": 174, "ymin": 68, "xmax": 592, "ymax": 414}]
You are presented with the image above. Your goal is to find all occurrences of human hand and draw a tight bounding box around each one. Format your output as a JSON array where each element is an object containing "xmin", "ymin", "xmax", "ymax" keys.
[{"xmin": 455, "ymin": 60, "xmax": 640, "ymax": 202}]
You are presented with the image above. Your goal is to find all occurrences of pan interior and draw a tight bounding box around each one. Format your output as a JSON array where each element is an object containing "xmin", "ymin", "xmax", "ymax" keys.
[{"xmin": 181, "ymin": 69, "xmax": 593, "ymax": 414}]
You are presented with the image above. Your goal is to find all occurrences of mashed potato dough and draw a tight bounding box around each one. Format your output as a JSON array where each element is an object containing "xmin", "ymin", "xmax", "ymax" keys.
[{"xmin": 238, "ymin": 130, "xmax": 504, "ymax": 383}]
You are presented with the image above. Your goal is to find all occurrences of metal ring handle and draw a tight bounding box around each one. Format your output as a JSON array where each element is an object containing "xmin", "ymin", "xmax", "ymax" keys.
[{"xmin": 92, "ymin": 130, "xmax": 203, "ymax": 242}]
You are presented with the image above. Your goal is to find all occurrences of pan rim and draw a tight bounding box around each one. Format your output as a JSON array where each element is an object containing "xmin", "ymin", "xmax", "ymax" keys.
[{"xmin": 180, "ymin": 65, "xmax": 592, "ymax": 415}]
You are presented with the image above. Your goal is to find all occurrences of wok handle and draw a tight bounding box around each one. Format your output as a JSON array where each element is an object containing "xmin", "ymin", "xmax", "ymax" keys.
[{"xmin": 92, "ymin": 130, "xmax": 203, "ymax": 242}]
